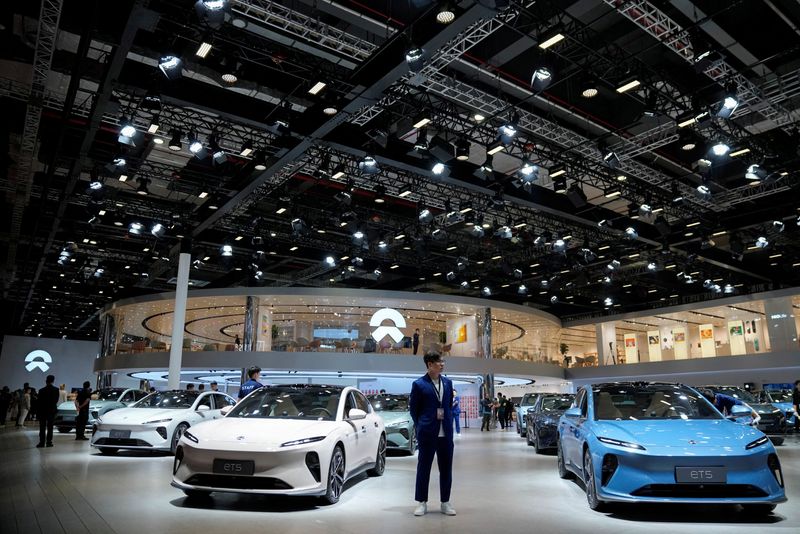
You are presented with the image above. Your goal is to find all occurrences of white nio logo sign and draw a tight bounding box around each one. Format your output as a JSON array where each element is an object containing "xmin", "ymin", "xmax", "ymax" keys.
[
  {"xmin": 24, "ymin": 350, "xmax": 52, "ymax": 373},
  {"xmin": 370, "ymin": 308, "xmax": 406, "ymax": 343}
]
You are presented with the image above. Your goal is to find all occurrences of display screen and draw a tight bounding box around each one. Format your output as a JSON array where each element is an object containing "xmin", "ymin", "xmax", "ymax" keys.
[
  {"xmin": 229, "ymin": 386, "xmax": 341, "ymax": 421},
  {"xmin": 370, "ymin": 395, "xmax": 410, "ymax": 412},
  {"xmin": 592, "ymin": 384, "xmax": 721, "ymax": 421},
  {"xmin": 313, "ymin": 328, "xmax": 358, "ymax": 340},
  {"xmin": 134, "ymin": 390, "xmax": 198, "ymax": 409}
]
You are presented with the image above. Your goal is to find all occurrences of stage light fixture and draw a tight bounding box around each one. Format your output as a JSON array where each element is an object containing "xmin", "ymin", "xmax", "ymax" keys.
[
  {"xmin": 359, "ymin": 155, "xmax": 380, "ymax": 175},
  {"xmin": 405, "ymin": 47, "xmax": 426, "ymax": 72},
  {"xmin": 755, "ymin": 236, "xmax": 769, "ymax": 249},
  {"xmin": 518, "ymin": 284, "xmax": 528, "ymax": 295},
  {"xmin": 168, "ymin": 130, "xmax": 182, "ymax": 151},
  {"xmin": 221, "ymin": 244, "xmax": 233, "ymax": 257},
  {"xmin": 711, "ymin": 141, "xmax": 730, "ymax": 156},
  {"xmin": 158, "ymin": 55, "xmax": 183, "ymax": 80},
  {"xmin": 625, "ymin": 226, "xmax": 638, "ymax": 239},
  {"xmin": 604, "ymin": 297, "xmax": 613, "ymax": 307},
  {"xmin": 136, "ymin": 178, "xmax": 150, "ymax": 196},
  {"xmin": 456, "ymin": 138, "xmax": 470, "ymax": 161},
  {"xmin": 481, "ymin": 286, "xmax": 491, "ymax": 296},
  {"xmin": 531, "ymin": 67, "xmax": 553, "ymax": 91},
  {"xmin": 432, "ymin": 161, "xmax": 446, "ymax": 175},
  {"xmin": 436, "ymin": 2, "xmax": 455, "ymax": 24},
  {"xmin": 151, "ymin": 223, "xmax": 166, "ymax": 238}
]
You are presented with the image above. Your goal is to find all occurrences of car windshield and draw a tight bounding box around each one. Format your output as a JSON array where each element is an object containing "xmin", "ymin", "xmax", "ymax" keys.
[
  {"xmin": 94, "ymin": 388, "xmax": 125, "ymax": 401},
  {"xmin": 228, "ymin": 387, "xmax": 341, "ymax": 421},
  {"xmin": 767, "ymin": 391, "xmax": 793, "ymax": 402},
  {"xmin": 540, "ymin": 396, "xmax": 574, "ymax": 413},
  {"xmin": 521, "ymin": 394, "xmax": 538, "ymax": 406},
  {"xmin": 370, "ymin": 395, "xmax": 410, "ymax": 412},
  {"xmin": 134, "ymin": 391, "xmax": 198, "ymax": 409},
  {"xmin": 711, "ymin": 387, "xmax": 757, "ymax": 403},
  {"xmin": 593, "ymin": 384, "xmax": 721, "ymax": 421}
]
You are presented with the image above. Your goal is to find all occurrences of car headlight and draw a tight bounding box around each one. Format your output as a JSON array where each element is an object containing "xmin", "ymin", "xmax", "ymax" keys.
[
  {"xmin": 597, "ymin": 436, "xmax": 646, "ymax": 450},
  {"xmin": 745, "ymin": 436, "xmax": 769, "ymax": 450},
  {"xmin": 142, "ymin": 418, "xmax": 173, "ymax": 424},
  {"xmin": 387, "ymin": 420, "xmax": 410, "ymax": 428},
  {"xmin": 183, "ymin": 431, "xmax": 199, "ymax": 443},
  {"xmin": 281, "ymin": 436, "xmax": 326, "ymax": 447}
]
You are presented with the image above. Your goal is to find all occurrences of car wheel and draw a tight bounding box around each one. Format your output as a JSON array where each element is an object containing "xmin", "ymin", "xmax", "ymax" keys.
[
  {"xmin": 368, "ymin": 434, "xmax": 386, "ymax": 476},
  {"xmin": 583, "ymin": 448, "xmax": 605, "ymax": 511},
  {"xmin": 99, "ymin": 447, "xmax": 118, "ymax": 455},
  {"xmin": 557, "ymin": 440, "xmax": 572, "ymax": 479},
  {"xmin": 322, "ymin": 445, "xmax": 345, "ymax": 505},
  {"xmin": 57, "ymin": 427, "xmax": 71, "ymax": 433},
  {"xmin": 526, "ymin": 425, "xmax": 534, "ymax": 446},
  {"xmin": 171, "ymin": 423, "xmax": 189, "ymax": 455},
  {"xmin": 741, "ymin": 504, "xmax": 777, "ymax": 516},
  {"xmin": 183, "ymin": 489, "xmax": 211, "ymax": 499}
]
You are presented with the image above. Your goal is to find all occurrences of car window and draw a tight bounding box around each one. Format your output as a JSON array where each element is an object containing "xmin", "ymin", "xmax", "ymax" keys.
[
  {"xmin": 592, "ymin": 384, "xmax": 721, "ymax": 420},
  {"xmin": 574, "ymin": 389, "xmax": 587, "ymax": 417},
  {"xmin": 135, "ymin": 391, "xmax": 148, "ymax": 401},
  {"xmin": 120, "ymin": 391, "xmax": 134, "ymax": 403},
  {"xmin": 228, "ymin": 387, "xmax": 342, "ymax": 421},
  {"xmin": 344, "ymin": 392, "xmax": 357, "ymax": 418},
  {"xmin": 353, "ymin": 391, "xmax": 371, "ymax": 413},
  {"xmin": 196, "ymin": 394, "xmax": 213, "ymax": 409},
  {"xmin": 213, "ymin": 394, "xmax": 236, "ymax": 409}
]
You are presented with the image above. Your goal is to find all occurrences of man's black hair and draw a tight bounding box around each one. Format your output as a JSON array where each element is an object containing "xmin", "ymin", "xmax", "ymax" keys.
[
  {"xmin": 210, "ymin": 381, "xmax": 218, "ymax": 385},
  {"xmin": 795, "ymin": 380, "xmax": 800, "ymax": 386},
  {"xmin": 82, "ymin": 381, "xmax": 91, "ymax": 389},
  {"xmin": 423, "ymin": 351, "xmax": 442, "ymax": 367},
  {"xmin": 247, "ymin": 366, "xmax": 262, "ymax": 378},
  {"xmin": 46, "ymin": 375, "xmax": 55, "ymax": 384}
]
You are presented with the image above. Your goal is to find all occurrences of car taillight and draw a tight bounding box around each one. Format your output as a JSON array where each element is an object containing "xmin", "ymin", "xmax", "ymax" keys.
[
  {"xmin": 601, "ymin": 454, "xmax": 618, "ymax": 486},
  {"xmin": 767, "ymin": 453, "xmax": 783, "ymax": 487},
  {"xmin": 156, "ymin": 427, "xmax": 168, "ymax": 440},
  {"xmin": 305, "ymin": 452, "xmax": 321, "ymax": 483}
]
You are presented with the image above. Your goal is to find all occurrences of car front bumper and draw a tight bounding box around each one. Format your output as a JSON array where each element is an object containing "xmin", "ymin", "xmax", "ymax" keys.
[
  {"xmin": 91, "ymin": 424, "xmax": 172, "ymax": 451},
  {"xmin": 385, "ymin": 426, "xmax": 413, "ymax": 450}
]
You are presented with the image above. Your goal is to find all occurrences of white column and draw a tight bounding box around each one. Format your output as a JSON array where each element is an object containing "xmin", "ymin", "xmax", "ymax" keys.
[
  {"xmin": 763, "ymin": 297, "xmax": 798, "ymax": 352},
  {"xmin": 596, "ymin": 322, "xmax": 617, "ymax": 365},
  {"xmin": 167, "ymin": 252, "xmax": 191, "ymax": 389}
]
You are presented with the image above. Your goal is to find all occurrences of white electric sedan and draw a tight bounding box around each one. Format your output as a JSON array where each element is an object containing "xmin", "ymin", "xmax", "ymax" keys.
[
  {"xmin": 92, "ymin": 390, "xmax": 236, "ymax": 455},
  {"xmin": 171, "ymin": 385, "xmax": 386, "ymax": 504}
]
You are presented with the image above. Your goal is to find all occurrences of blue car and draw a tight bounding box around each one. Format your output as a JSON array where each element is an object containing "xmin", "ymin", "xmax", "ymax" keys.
[
  {"xmin": 557, "ymin": 382, "xmax": 786, "ymax": 514},
  {"xmin": 758, "ymin": 390, "xmax": 796, "ymax": 427}
]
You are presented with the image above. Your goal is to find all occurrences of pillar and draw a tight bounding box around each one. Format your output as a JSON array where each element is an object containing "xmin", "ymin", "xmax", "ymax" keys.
[
  {"xmin": 167, "ymin": 252, "xmax": 191, "ymax": 390},
  {"xmin": 478, "ymin": 307, "xmax": 493, "ymax": 398},
  {"xmin": 763, "ymin": 296, "xmax": 798, "ymax": 352},
  {"xmin": 243, "ymin": 296, "xmax": 259, "ymax": 351},
  {"xmin": 596, "ymin": 322, "xmax": 617, "ymax": 365}
]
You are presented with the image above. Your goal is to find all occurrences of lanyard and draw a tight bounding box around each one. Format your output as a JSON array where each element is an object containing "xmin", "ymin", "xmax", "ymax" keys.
[{"xmin": 432, "ymin": 378, "xmax": 443, "ymax": 406}]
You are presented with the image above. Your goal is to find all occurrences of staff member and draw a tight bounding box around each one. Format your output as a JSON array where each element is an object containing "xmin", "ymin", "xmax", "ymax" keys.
[
  {"xmin": 36, "ymin": 375, "xmax": 60, "ymax": 448},
  {"xmin": 409, "ymin": 352, "xmax": 456, "ymax": 517},
  {"xmin": 238, "ymin": 366, "xmax": 264, "ymax": 400},
  {"xmin": 74, "ymin": 381, "xmax": 92, "ymax": 441}
]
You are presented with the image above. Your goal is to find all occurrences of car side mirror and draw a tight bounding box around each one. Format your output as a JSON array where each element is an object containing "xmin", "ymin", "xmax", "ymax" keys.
[
  {"xmin": 220, "ymin": 405, "xmax": 233, "ymax": 416},
  {"xmin": 729, "ymin": 405, "xmax": 750, "ymax": 417},
  {"xmin": 348, "ymin": 408, "xmax": 367, "ymax": 420},
  {"xmin": 564, "ymin": 407, "xmax": 582, "ymax": 418},
  {"xmin": 197, "ymin": 404, "xmax": 210, "ymax": 411}
]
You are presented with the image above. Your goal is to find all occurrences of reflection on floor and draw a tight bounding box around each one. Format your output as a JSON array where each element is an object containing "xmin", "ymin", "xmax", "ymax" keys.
[{"xmin": 1, "ymin": 422, "xmax": 798, "ymax": 533}]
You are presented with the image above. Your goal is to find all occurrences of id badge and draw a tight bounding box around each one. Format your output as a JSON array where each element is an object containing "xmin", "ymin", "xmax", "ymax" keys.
[{"xmin": 436, "ymin": 408, "xmax": 444, "ymax": 420}]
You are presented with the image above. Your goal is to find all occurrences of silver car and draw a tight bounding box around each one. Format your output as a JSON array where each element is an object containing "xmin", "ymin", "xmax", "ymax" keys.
[
  {"xmin": 55, "ymin": 388, "xmax": 147, "ymax": 433},
  {"xmin": 515, "ymin": 393, "xmax": 540, "ymax": 437},
  {"xmin": 369, "ymin": 394, "xmax": 415, "ymax": 454}
]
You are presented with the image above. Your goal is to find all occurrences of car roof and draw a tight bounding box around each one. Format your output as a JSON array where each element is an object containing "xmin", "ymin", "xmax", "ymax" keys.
[
  {"xmin": 260, "ymin": 384, "xmax": 346, "ymax": 391},
  {"xmin": 589, "ymin": 381, "xmax": 688, "ymax": 389}
]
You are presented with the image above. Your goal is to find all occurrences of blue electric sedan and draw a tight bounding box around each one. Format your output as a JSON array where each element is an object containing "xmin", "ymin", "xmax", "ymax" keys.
[{"xmin": 557, "ymin": 382, "xmax": 786, "ymax": 514}]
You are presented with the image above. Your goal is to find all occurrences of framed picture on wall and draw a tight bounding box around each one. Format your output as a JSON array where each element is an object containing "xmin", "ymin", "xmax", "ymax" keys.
[
  {"xmin": 648, "ymin": 335, "xmax": 659, "ymax": 345},
  {"xmin": 456, "ymin": 324, "xmax": 467, "ymax": 343},
  {"xmin": 673, "ymin": 332, "xmax": 685, "ymax": 342},
  {"xmin": 700, "ymin": 328, "xmax": 713, "ymax": 340}
]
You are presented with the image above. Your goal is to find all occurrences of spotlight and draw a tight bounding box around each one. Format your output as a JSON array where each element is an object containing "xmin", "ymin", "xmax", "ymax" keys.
[
  {"xmin": 552, "ymin": 238, "xmax": 566, "ymax": 252},
  {"xmin": 136, "ymin": 178, "xmax": 150, "ymax": 196},
  {"xmin": 771, "ymin": 220, "xmax": 785, "ymax": 234},
  {"xmin": 647, "ymin": 262, "xmax": 657, "ymax": 271},
  {"xmin": 604, "ymin": 297, "xmax": 613, "ymax": 307},
  {"xmin": 128, "ymin": 221, "xmax": 144, "ymax": 235},
  {"xmin": 695, "ymin": 183, "xmax": 711, "ymax": 199},
  {"xmin": 418, "ymin": 208, "xmax": 434, "ymax": 224},
  {"xmin": 531, "ymin": 67, "xmax": 553, "ymax": 91},
  {"xmin": 158, "ymin": 55, "xmax": 183, "ymax": 80},
  {"xmin": 470, "ymin": 226, "xmax": 485, "ymax": 238},
  {"xmin": 678, "ymin": 129, "xmax": 700, "ymax": 151},
  {"xmin": 723, "ymin": 283, "xmax": 734, "ymax": 294},
  {"xmin": 120, "ymin": 121, "xmax": 136, "ymax": 138},
  {"xmin": 553, "ymin": 176, "xmax": 567, "ymax": 194},
  {"xmin": 601, "ymin": 149, "xmax": 620, "ymax": 169},
  {"xmin": 374, "ymin": 184, "xmax": 386, "ymax": 204},
  {"xmin": 195, "ymin": 0, "xmax": 229, "ymax": 27},
  {"xmin": 221, "ymin": 244, "xmax": 233, "ymax": 257},
  {"xmin": 671, "ymin": 182, "xmax": 684, "ymax": 203},
  {"xmin": 602, "ymin": 276, "xmax": 612, "ymax": 284},
  {"xmin": 353, "ymin": 230, "xmax": 365, "ymax": 240},
  {"xmin": 291, "ymin": 218, "xmax": 308, "ymax": 236},
  {"xmin": 518, "ymin": 284, "xmax": 528, "ymax": 295},
  {"xmin": 324, "ymin": 256, "xmax": 336, "ymax": 266},
  {"xmin": 431, "ymin": 161, "xmax": 446, "ymax": 175},
  {"xmin": 456, "ymin": 138, "xmax": 470, "ymax": 161},
  {"xmin": 716, "ymin": 84, "xmax": 739, "ymax": 118},
  {"xmin": 113, "ymin": 157, "xmax": 126, "ymax": 167},
  {"xmin": 373, "ymin": 268, "xmax": 382, "ymax": 278},
  {"xmin": 581, "ymin": 78, "xmax": 599, "ymax": 98},
  {"xmin": 607, "ymin": 260, "xmax": 620, "ymax": 271},
  {"xmin": 460, "ymin": 280, "xmax": 469, "ymax": 289},
  {"xmin": 550, "ymin": 295, "xmax": 558, "ymax": 304},
  {"xmin": 482, "ymin": 286, "xmax": 491, "ymax": 297},
  {"xmin": 518, "ymin": 158, "xmax": 537, "ymax": 179},
  {"xmin": 711, "ymin": 141, "xmax": 730, "ymax": 156},
  {"xmin": 168, "ymin": 130, "xmax": 182, "ymax": 151},
  {"xmin": 639, "ymin": 203, "xmax": 652, "ymax": 216},
  {"xmin": 755, "ymin": 236, "xmax": 769, "ymax": 248},
  {"xmin": 151, "ymin": 223, "xmax": 166, "ymax": 238},
  {"xmin": 359, "ymin": 155, "xmax": 380, "ymax": 175},
  {"xmin": 745, "ymin": 164, "xmax": 767, "ymax": 181},
  {"xmin": 498, "ymin": 112, "xmax": 519, "ymax": 144},
  {"xmin": 187, "ymin": 132, "xmax": 206, "ymax": 158},
  {"xmin": 436, "ymin": 2, "xmax": 455, "ymax": 24},
  {"xmin": 540, "ymin": 280, "xmax": 549, "ymax": 289},
  {"xmin": 405, "ymin": 47, "xmax": 426, "ymax": 72},
  {"xmin": 625, "ymin": 226, "xmax": 638, "ymax": 239}
]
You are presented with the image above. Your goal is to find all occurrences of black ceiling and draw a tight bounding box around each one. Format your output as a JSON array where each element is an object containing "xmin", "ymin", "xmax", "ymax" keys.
[{"xmin": 1, "ymin": 0, "xmax": 799, "ymax": 340}]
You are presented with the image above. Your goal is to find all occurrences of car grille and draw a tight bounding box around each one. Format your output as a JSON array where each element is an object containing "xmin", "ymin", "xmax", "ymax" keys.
[
  {"xmin": 185, "ymin": 474, "xmax": 293, "ymax": 490},
  {"xmin": 631, "ymin": 484, "xmax": 767, "ymax": 498},
  {"xmin": 94, "ymin": 438, "xmax": 152, "ymax": 447}
]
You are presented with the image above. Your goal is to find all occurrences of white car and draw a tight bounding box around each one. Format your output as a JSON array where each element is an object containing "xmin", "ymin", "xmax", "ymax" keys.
[
  {"xmin": 92, "ymin": 390, "xmax": 236, "ymax": 455},
  {"xmin": 171, "ymin": 385, "xmax": 386, "ymax": 504},
  {"xmin": 55, "ymin": 388, "xmax": 148, "ymax": 433}
]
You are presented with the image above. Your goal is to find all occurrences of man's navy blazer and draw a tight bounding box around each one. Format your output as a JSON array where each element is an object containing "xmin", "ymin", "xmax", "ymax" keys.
[{"xmin": 410, "ymin": 373, "xmax": 454, "ymax": 444}]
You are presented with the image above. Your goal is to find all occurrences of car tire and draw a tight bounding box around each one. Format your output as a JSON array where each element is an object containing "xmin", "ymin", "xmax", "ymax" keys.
[
  {"xmin": 322, "ymin": 445, "xmax": 345, "ymax": 505},
  {"xmin": 99, "ymin": 447, "xmax": 118, "ymax": 455},
  {"xmin": 368, "ymin": 434, "xmax": 386, "ymax": 477},
  {"xmin": 57, "ymin": 427, "xmax": 71, "ymax": 433},
  {"xmin": 557, "ymin": 440, "xmax": 572, "ymax": 480},
  {"xmin": 526, "ymin": 425, "xmax": 534, "ymax": 446},
  {"xmin": 171, "ymin": 423, "xmax": 189, "ymax": 455},
  {"xmin": 183, "ymin": 489, "xmax": 211, "ymax": 499},
  {"xmin": 741, "ymin": 504, "xmax": 777, "ymax": 516},
  {"xmin": 583, "ymin": 448, "xmax": 606, "ymax": 512}
]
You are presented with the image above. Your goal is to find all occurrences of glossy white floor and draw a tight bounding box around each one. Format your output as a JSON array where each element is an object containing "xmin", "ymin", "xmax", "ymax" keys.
[{"xmin": 1, "ymin": 423, "xmax": 798, "ymax": 534}]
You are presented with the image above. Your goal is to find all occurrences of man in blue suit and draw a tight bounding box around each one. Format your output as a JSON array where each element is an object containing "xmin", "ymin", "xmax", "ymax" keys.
[{"xmin": 409, "ymin": 351, "xmax": 456, "ymax": 516}]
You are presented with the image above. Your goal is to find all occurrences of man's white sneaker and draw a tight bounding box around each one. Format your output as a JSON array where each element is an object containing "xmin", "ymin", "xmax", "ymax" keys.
[
  {"xmin": 414, "ymin": 502, "xmax": 427, "ymax": 516},
  {"xmin": 441, "ymin": 502, "xmax": 457, "ymax": 516}
]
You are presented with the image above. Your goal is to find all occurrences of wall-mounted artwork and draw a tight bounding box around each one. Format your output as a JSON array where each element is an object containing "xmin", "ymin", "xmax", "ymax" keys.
[{"xmin": 456, "ymin": 323, "xmax": 467, "ymax": 343}]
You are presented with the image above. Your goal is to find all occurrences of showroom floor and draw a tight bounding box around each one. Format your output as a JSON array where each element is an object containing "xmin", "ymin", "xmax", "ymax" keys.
[{"xmin": 1, "ymin": 423, "xmax": 797, "ymax": 534}]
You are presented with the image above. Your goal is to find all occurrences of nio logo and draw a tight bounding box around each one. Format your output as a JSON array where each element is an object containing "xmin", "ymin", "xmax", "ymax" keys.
[
  {"xmin": 24, "ymin": 350, "xmax": 52, "ymax": 373},
  {"xmin": 370, "ymin": 308, "xmax": 406, "ymax": 343},
  {"xmin": 236, "ymin": 435, "xmax": 245, "ymax": 441}
]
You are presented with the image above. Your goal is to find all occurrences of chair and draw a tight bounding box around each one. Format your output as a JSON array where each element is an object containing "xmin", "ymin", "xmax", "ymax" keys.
[
  {"xmin": 296, "ymin": 337, "xmax": 310, "ymax": 351},
  {"xmin": 584, "ymin": 355, "xmax": 597, "ymax": 367},
  {"xmin": 152, "ymin": 341, "xmax": 167, "ymax": 351},
  {"xmin": 333, "ymin": 341, "xmax": 343, "ymax": 352},
  {"xmin": 132, "ymin": 341, "xmax": 147, "ymax": 353},
  {"xmin": 183, "ymin": 338, "xmax": 193, "ymax": 351},
  {"xmin": 271, "ymin": 398, "xmax": 299, "ymax": 417},
  {"xmin": 308, "ymin": 339, "xmax": 322, "ymax": 351},
  {"xmin": 379, "ymin": 339, "xmax": 392, "ymax": 353},
  {"xmin": 595, "ymin": 392, "xmax": 622, "ymax": 420},
  {"xmin": 202, "ymin": 343, "xmax": 218, "ymax": 351},
  {"xmin": 391, "ymin": 341, "xmax": 404, "ymax": 354},
  {"xmin": 224, "ymin": 344, "xmax": 236, "ymax": 351},
  {"xmin": 644, "ymin": 392, "xmax": 670, "ymax": 418},
  {"xmin": 116, "ymin": 343, "xmax": 132, "ymax": 354}
]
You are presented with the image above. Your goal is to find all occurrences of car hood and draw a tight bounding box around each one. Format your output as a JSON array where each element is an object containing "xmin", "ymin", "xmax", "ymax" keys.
[
  {"xmin": 537, "ymin": 410, "xmax": 567, "ymax": 420},
  {"xmin": 751, "ymin": 403, "xmax": 782, "ymax": 415},
  {"xmin": 99, "ymin": 407, "xmax": 189, "ymax": 424},
  {"xmin": 189, "ymin": 417, "xmax": 340, "ymax": 447},
  {"xmin": 770, "ymin": 401, "xmax": 793, "ymax": 412},
  {"xmin": 591, "ymin": 419, "xmax": 763, "ymax": 448},
  {"xmin": 376, "ymin": 411, "xmax": 412, "ymax": 425}
]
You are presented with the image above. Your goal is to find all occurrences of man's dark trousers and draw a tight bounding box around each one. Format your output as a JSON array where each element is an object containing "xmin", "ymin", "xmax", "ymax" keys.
[
  {"xmin": 414, "ymin": 437, "xmax": 453, "ymax": 503},
  {"xmin": 39, "ymin": 412, "xmax": 55, "ymax": 445}
]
